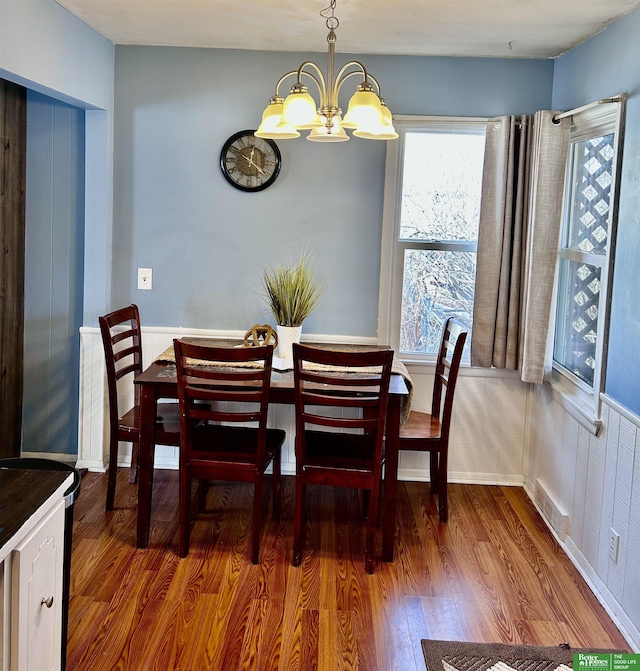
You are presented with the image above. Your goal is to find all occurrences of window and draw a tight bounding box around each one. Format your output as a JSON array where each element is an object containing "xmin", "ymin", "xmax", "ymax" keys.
[
  {"xmin": 378, "ymin": 117, "xmax": 487, "ymax": 362},
  {"xmin": 551, "ymin": 99, "xmax": 625, "ymax": 423}
]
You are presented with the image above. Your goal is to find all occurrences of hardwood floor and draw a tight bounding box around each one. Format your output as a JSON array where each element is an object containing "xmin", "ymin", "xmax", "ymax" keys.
[{"xmin": 67, "ymin": 470, "xmax": 629, "ymax": 671}]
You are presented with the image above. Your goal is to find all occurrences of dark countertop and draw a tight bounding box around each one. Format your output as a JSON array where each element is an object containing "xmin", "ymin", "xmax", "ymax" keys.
[{"xmin": 0, "ymin": 468, "xmax": 71, "ymax": 552}]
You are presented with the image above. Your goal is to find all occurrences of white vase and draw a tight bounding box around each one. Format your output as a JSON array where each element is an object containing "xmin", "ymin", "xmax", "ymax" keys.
[{"xmin": 276, "ymin": 324, "xmax": 302, "ymax": 361}]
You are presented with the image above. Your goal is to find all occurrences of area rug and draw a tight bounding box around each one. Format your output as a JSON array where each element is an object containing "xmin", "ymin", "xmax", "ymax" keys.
[{"xmin": 421, "ymin": 639, "xmax": 627, "ymax": 671}]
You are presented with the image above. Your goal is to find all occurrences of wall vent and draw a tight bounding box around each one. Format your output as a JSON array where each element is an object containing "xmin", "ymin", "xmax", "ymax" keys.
[{"xmin": 535, "ymin": 478, "xmax": 570, "ymax": 540}]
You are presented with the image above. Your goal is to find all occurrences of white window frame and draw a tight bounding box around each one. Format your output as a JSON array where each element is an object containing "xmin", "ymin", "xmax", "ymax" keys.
[
  {"xmin": 378, "ymin": 115, "xmax": 488, "ymax": 366},
  {"xmin": 549, "ymin": 97, "xmax": 626, "ymax": 432}
]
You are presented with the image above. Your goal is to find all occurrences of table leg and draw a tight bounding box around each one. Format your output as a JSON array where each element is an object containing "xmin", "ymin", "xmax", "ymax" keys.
[
  {"xmin": 136, "ymin": 385, "xmax": 157, "ymax": 548},
  {"xmin": 383, "ymin": 395, "xmax": 401, "ymax": 562}
]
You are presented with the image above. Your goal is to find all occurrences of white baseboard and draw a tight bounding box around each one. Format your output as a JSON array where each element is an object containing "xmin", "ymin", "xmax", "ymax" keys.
[
  {"xmin": 79, "ymin": 460, "xmax": 107, "ymax": 472},
  {"xmin": 398, "ymin": 467, "xmax": 525, "ymax": 486},
  {"xmin": 523, "ymin": 482, "xmax": 639, "ymax": 652}
]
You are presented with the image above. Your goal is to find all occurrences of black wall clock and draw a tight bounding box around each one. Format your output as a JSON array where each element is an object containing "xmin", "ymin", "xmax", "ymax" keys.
[{"xmin": 219, "ymin": 130, "xmax": 281, "ymax": 192}]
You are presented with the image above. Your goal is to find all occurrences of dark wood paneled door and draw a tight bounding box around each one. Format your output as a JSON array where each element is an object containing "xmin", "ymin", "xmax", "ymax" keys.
[{"xmin": 0, "ymin": 78, "xmax": 27, "ymax": 459}]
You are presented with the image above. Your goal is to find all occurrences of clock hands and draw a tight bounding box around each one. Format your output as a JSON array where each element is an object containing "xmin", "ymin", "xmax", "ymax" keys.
[
  {"xmin": 248, "ymin": 159, "xmax": 267, "ymax": 176},
  {"xmin": 241, "ymin": 148, "xmax": 268, "ymax": 176}
]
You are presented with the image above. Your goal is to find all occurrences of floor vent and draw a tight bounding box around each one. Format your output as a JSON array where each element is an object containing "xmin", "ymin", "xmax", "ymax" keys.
[{"xmin": 535, "ymin": 478, "xmax": 570, "ymax": 540}]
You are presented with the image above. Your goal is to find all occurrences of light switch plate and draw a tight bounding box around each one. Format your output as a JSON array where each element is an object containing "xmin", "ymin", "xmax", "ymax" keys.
[{"xmin": 138, "ymin": 267, "xmax": 152, "ymax": 290}]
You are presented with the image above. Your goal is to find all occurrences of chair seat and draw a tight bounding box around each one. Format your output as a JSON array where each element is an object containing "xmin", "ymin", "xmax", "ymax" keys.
[
  {"xmin": 119, "ymin": 402, "xmax": 181, "ymax": 443},
  {"xmin": 399, "ymin": 410, "xmax": 442, "ymax": 444},
  {"xmin": 189, "ymin": 424, "xmax": 285, "ymax": 466},
  {"xmin": 304, "ymin": 430, "xmax": 378, "ymax": 471}
]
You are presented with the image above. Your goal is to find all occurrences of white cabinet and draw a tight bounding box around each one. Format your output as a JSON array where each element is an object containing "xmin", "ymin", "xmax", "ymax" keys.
[
  {"xmin": 10, "ymin": 499, "xmax": 65, "ymax": 671},
  {"xmin": 0, "ymin": 470, "xmax": 71, "ymax": 671},
  {"xmin": 1, "ymin": 563, "xmax": 7, "ymax": 670}
]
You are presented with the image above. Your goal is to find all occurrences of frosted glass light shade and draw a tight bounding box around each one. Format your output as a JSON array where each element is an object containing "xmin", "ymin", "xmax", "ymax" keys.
[
  {"xmin": 354, "ymin": 103, "xmax": 398, "ymax": 140},
  {"xmin": 255, "ymin": 100, "xmax": 300, "ymax": 138},
  {"xmin": 342, "ymin": 89, "xmax": 384, "ymax": 130},
  {"xmin": 296, "ymin": 111, "xmax": 324, "ymax": 130},
  {"xmin": 307, "ymin": 115, "xmax": 349, "ymax": 142},
  {"xmin": 353, "ymin": 126, "xmax": 398, "ymax": 140},
  {"xmin": 381, "ymin": 103, "xmax": 395, "ymax": 127},
  {"xmin": 281, "ymin": 89, "xmax": 318, "ymax": 127}
]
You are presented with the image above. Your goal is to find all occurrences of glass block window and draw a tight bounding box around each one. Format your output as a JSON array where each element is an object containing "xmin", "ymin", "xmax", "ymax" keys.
[
  {"xmin": 554, "ymin": 260, "xmax": 602, "ymax": 385},
  {"xmin": 566, "ymin": 134, "xmax": 614, "ymax": 255},
  {"xmin": 553, "ymin": 102, "xmax": 623, "ymax": 401}
]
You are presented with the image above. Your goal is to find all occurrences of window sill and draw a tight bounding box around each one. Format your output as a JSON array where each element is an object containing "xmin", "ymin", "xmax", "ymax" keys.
[
  {"xmin": 401, "ymin": 358, "xmax": 523, "ymax": 379},
  {"xmin": 547, "ymin": 370, "xmax": 602, "ymax": 435}
]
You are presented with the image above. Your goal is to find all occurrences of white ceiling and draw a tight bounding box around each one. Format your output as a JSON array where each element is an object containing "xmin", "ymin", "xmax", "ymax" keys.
[{"xmin": 55, "ymin": 0, "xmax": 640, "ymax": 59}]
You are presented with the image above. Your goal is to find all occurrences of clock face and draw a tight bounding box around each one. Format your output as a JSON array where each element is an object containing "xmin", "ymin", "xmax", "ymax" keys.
[{"xmin": 220, "ymin": 130, "xmax": 281, "ymax": 192}]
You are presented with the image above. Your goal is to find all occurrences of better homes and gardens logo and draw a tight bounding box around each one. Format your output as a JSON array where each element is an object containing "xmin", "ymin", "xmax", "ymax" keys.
[{"xmin": 574, "ymin": 654, "xmax": 639, "ymax": 671}]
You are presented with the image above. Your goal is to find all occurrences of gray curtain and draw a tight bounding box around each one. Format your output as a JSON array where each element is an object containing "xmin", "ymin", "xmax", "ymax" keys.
[
  {"xmin": 471, "ymin": 110, "xmax": 570, "ymax": 384},
  {"xmin": 471, "ymin": 114, "xmax": 531, "ymax": 370}
]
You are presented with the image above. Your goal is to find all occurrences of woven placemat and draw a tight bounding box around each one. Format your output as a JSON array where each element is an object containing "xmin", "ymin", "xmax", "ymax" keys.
[{"xmin": 421, "ymin": 640, "xmax": 628, "ymax": 671}]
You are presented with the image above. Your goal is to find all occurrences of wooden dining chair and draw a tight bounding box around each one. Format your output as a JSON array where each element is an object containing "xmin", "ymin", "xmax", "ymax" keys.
[
  {"xmin": 174, "ymin": 340, "xmax": 285, "ymax": 562},
  {"xmin": 292, "ymin": 344, "xmax": 393, "ymax": 574},
  {"xmin": 99, "ymin": 304, "xmax": 181, "ymax": 511},
  {"xmin": 398, "ymin": 317, "xmax": 467, "ymax": 523}
]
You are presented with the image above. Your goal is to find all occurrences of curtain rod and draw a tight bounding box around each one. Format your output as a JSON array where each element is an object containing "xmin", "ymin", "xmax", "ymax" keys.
[{"xmin": 553, "ymin": 94, "xmax": 624, "ymax": 122}]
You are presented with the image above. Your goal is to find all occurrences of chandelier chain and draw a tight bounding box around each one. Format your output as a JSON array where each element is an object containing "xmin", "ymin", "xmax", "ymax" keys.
[{"xmin": 320, "ymin": 0, "xmax": 339, "ymax": 32}]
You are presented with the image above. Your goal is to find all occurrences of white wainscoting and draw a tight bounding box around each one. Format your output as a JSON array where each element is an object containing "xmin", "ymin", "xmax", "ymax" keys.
[
  {"xmin": 78, "ymin": 326, "xmax": 530, "ymax": 485},
  {"xmin": 525, "ymin": 385, "xmax": 640, "ymax": 651},
  {"xmin": 402, "ymin": 363, "xmax": 528, "ymax": 485}
]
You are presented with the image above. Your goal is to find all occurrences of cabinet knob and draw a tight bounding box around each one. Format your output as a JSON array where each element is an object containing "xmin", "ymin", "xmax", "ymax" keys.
[{"xmin": 40, "ymin": 596, "xmax": 54, "ymax": 608}]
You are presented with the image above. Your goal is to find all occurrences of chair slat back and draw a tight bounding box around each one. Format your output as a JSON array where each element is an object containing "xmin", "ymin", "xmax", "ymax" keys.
[
  {"xmin": 99, "ymin": 304, "xmax": 144, "ymax": 423},
  {"xmin": 431, "ymin": 318, "xmax": 467, "ymax": 440},
  {"xmin": 293, "ymin": 344, "xmax": 393, "ymax": 437},
  {"xmin": 174, "ymin": 340, "xmax": 274, "ymax": 458}
]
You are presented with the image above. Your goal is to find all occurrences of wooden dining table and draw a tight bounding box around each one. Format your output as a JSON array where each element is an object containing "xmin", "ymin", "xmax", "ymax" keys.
[{"xmin": 133, "ymin": 338, "xmax": 409, "ymax": 562}]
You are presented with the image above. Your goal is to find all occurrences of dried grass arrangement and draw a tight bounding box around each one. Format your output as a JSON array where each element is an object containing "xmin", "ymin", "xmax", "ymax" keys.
[{"xmin": 262, "ymin": 251, "xmax": 326, "ymax": 327}]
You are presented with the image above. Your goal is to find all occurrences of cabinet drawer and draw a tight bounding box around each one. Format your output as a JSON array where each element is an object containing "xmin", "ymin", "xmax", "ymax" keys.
[{"xmin": 11, "ymin": 499, "xmax": 65, "ymax": 671}]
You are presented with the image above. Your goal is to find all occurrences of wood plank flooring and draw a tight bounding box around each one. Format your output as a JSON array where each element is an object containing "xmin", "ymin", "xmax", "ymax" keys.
[{"xmin": 67, "ymin": 470, "xmax": 629, "ymax": 671}]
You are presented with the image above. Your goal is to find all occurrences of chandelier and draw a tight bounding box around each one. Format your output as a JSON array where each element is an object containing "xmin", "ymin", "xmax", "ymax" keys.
[{"xmin": 255, "ymin": 0, "xmax": 397, "ymax": 143}]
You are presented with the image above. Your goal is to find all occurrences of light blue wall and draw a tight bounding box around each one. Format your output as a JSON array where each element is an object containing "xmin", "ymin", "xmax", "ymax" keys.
[
  {"xmin": 24, "ymin": 91, "xmax": 85, "ymax": 455},
  {"xmin": 553, "ymin": 8, "xmax": 640, "ymax": 416},
  {"xmin": 1, "ymin": 0, "xmax": 115, "ymax": 326},
  {"xmin": 0, "ymin": 0, "xmax": 113, "ymax": 110},
  {"xmin": 113, "ymin": 47, "xmax": 553, "ymax": 336},
  {"xmin": 1, "ymin": 0, "xmax": 114, "ymax": 457}
]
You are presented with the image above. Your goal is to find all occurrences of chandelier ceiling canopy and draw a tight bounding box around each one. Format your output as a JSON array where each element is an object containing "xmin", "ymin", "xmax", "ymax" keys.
[{"xmin": 255, "ymin": 0, "xmax": 397, "ymax": 143}]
